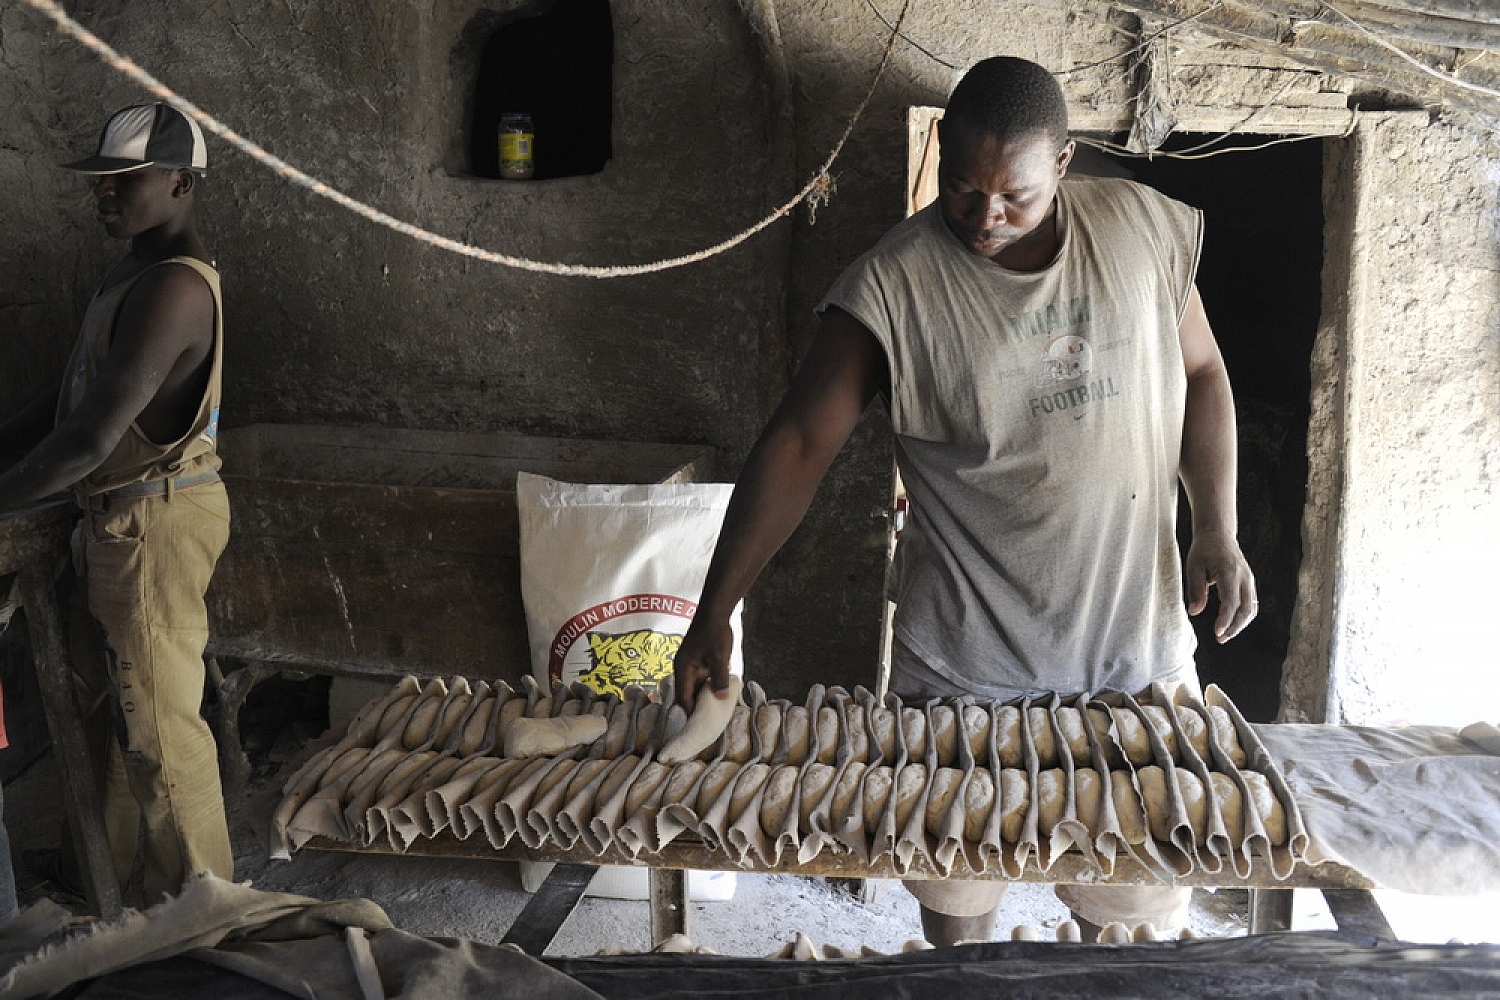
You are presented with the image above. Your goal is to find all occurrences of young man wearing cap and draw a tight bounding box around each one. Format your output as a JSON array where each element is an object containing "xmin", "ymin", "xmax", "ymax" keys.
[
  {"xmin": 0, "ymin": 102, "xmax": 233, "ymax": 902},
  {"xmin": 674, "ymin": 57, "xmax": 1256, "ymax": 944}
]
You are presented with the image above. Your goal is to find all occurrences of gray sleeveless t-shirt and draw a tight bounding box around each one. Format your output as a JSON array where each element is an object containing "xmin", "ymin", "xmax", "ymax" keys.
[{"xmin": 820, "ymin": 176, "xmax": 1203, "ymax": 700}]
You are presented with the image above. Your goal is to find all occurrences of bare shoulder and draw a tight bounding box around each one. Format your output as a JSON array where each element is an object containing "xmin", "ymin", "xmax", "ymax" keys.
[
  {"xmin": 117, "ymin": 259, "xmax": 215, "ymax": 334},
  {"xmin": 132, "ymin": 258, "xmax": 215, "ymax": 305}
]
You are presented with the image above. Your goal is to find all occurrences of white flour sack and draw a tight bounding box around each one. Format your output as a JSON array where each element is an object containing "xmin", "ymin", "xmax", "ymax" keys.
[{"xmin": 516, "ymin": 472, "xmax": 744, "ymax": 696}]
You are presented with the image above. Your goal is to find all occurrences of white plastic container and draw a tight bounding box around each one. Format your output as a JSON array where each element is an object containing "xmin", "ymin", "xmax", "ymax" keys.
[{"xmin": 519, "ymin": 861, "xmax": 736, "ymax": 902}]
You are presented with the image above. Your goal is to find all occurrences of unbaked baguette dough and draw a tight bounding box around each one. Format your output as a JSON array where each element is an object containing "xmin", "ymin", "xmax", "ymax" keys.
[
  {"xmin": 924, "ymin": 767, "xmax": 964, "ymax": 837},
  {"xmin": 457, "ymin": 693, "xmax": 497, "ymax": 755},
  {"xmin": 815, "ymin": 707, "xmax": 842, "ymax": 766},
  {"xmin": 929, "ymin": 707, "xmax": 958, "ymax": 767},
  {"xmin": 344, "ymin": 677, "xmax": 420, "ymax": 746},
  {"xmin": 630, "ymin": 703, "xmax": 662, "ymax": 753},
  {"xmin": 871, "ymin": 707, "xmax": 898, "ymax": 762},
  {"xmin": 1027, "ymin": 707, "xmax": 1057, "ymax": 767},
  {"xmin": 728, "ymin": 762, "xmax": 772, "ymax": 819},
  {"xmin": 623, "ymin": 761, "xmax": 671, "ymax": 817},
  {"xmin": 1055, "ymin": 707, "xmax": 1090, "ymax": 764},
  {"xmin": 722, "ymin": 705, "xmax": 755, "ymax": 763},
  {"xmin": 503, "ymin": 715, "xmax": 607, "ymax": 758},
  {"xmin": 375, "ymin": 694, "xmax": 417, "ymax": 742},
  {"xmin": 830, "ymin": 761, "xmax": 868, "ymax": 825},
  {"xmin": 695, "ymin": 760, "xmax": 742, "ymax": 814},
  {"xmin": 430, "ymin": 687, "xmax": 473, "ymax": 750},
  {"xmin": 659, "ymin": 760, "xmax": 706, "ymax": 808},
  {"xmin": 994, "ymin": 706, "xmax": 1023, "ymax": 768},
  {"xmin": 842, "ymin": 702, "xmax": 870, "ymax": 765},
  {"xmin": 1208, "ymin": 706, "xmax": 1249, "ymax": 767},
  {"xmin": 1110, "ymin": 770, "xmax": 1149, "ymax": 845},
  {"xmin": 660, "ymin": 677, "xmax": 745, "ymax": 764},
  {"xmin": 963, "ymin": 769, "xmax": 994, "ymax": 843},
  {"xmin": 1074, "ymin": 767, "xmax": 1103, "ymax": 837},
  {"xmin": 893, "ymin": 764, "xmax": 928, "ymax": 830},
  {"xmin": 901, "ymin": 707, "xmax": 927, "ymax": 760},
  {"xmin": 1135, "ymin": 765, "xmax": 1175, "ymax": 842},
  {"xmin": 1176, "ymin": 768, "xmax": 1208, "ymax": 843},
  {"xmin": 402, "ymin": 696, "xmax": 443, "ymax": 749},
  {"xmin": 999, "ymin": 768, "xmax": 1028, "ymax": 843},
  {"xmin": 1111, "ymin": 708, "xmax": 1152, "ymax": 766},
  {"xmin": 563, "ymin": 758, "xmax": 613, "ymax": 802},
  {"xmin": 754, "ymin": 703, "xmax": 783, "ymax": 761},
  {"xmin": 596, "ymin": 754, "xmax": 643, "ymax": 808},
  {"xmin": 1210, "ymin": 771, "xmax": 1244, "ymax": 844},
  {"xmin": 782, "ymin": 706, "xmax": 811, "ymax": 764},
  {"xmin": 1173, "ymin": 706, "xmax": 1210, "ymax": 760},
  {"xmin": 855, "ymin": 765, "xmax": 890, "ymax": 832},
  {"xmin": 1036, "ymin": 768, "xmax": 1067, "ymax": 833},
  {"xmin": 1241, "ymin": 770, "xmax": 1287, "ymax": 845},
  {"xmin": 1138, "ymin": 706, "xmax": 1179, "ymax": 761},
  {"xmin": 798, "ymin": 762, "xmax": 837, "ymax": 828},
  {"xmin": 760, "ymin": 764, "xmax": 799, "ymax": 836},
  {"xmin": 961, "ymin": 705, "xmax": 990, "ymax": 763},
  {"xmin": 1459, "ymin": 721, "xmax": 1500, "ymax": 755}
]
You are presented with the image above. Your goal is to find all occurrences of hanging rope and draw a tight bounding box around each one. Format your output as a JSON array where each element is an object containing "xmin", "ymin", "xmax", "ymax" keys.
[{"xmin": 21, "ymin": 0, "xmax": 913, "ymax": 277}]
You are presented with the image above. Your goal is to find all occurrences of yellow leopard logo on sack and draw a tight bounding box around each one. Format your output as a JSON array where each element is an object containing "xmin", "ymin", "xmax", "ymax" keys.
[{"xmin": 577, "ymin": 628, "xmax": 683, "ymax": 698}]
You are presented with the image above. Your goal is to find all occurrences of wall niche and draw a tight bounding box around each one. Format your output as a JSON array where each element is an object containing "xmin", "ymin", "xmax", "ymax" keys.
[{"xmin": 466, "ymin": 0, "xmax": 614, "ymax": 181}]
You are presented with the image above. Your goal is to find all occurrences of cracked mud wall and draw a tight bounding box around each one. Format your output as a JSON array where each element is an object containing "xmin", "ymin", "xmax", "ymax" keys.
[
  {"xmin": 0, "ymin": 2, "xmax": 1495, "ymax": 713},
  {"xmin": 1284, "ymin": 114, "xmax": 1500, "ymax": 726}
]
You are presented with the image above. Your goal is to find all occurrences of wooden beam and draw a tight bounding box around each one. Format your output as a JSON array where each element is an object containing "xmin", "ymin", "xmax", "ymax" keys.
[
  {"xmin": 1351, "ymin": 0, "xmax": 1500, "ymax": 25},
  {"xmin": 304, "ymin": 832, "xmax": 1377, "ymax": 891},
  {"xmin": 1317, "ymin": 1, "xmax": 1500, "ymax": 51},
  {"xmin": 1108, "ymin": 0, "xmax": 1499, "ymax": 119}
]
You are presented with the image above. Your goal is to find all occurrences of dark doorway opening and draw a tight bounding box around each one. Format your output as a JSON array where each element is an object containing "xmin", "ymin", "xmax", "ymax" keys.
[
  {"xmin": 1098, "ymin": 133, "xmax": 1324, "ymax": 722},
  {"xmin": 468, "ymin": 0, "xmax": 614, "ymax": 181}
]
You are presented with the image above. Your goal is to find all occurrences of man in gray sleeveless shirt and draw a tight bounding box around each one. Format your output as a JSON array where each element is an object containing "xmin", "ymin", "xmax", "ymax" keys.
[{"xmin": 674, "ymin": 58, "xmax": 1257, "ymax": 944}]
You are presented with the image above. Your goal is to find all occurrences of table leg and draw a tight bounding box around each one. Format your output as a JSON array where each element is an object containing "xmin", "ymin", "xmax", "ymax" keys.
[
  {"xmin": 499, "ymin": 862, "xmax": 598, "ymax": 954},
  {"xmin": 16, "ymin": 566, "xmax": 122, "ymax": 918},
  {"xmin": 1322, "ymin": 889, "xmax": 1395, "ymax": 939},
  {"xmin": 649, "ymin": 868, "xmax": 689, "ymax": 946},
  {"xmin": 1249, "ymin": 887, "xmax": 1293, "ymax": 934},
  {"xmin": 211, "ymin": 658, "xmax": 272, "ymax": 801}
]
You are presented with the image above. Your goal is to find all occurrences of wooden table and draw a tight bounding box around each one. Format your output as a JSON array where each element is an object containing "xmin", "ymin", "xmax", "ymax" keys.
[
  {"xmin": 305, "ymin": 829, "xmax": 1380, "ymax": 952},
  {"xmin": 0, "ymin": 505, "xmax": 121, "ymax": 917}
]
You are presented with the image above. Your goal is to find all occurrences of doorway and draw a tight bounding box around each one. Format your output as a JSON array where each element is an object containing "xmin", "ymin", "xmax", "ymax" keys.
[{"xmin": 1102, "ymin": 133, "xmax": 1323, "ymax": 723}]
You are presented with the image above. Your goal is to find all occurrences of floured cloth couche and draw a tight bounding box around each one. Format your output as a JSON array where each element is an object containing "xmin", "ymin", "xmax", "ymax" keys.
[
  {"xmin": 1253, "ymin": 723, "xmax": 1500, "ymax": 895},
  {"xmin": 0, "ymin": 873, "xmax": 595, "ymax": 999},
  {"xmin": 267, "ymin": 675, "xmax": 1308, "ymax": 885}
]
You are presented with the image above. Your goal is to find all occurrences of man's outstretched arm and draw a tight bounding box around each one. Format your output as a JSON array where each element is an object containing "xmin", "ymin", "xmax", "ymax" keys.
[{"xmin": 673, "ymin": 307, "xmax": 889, "ymax": 712}]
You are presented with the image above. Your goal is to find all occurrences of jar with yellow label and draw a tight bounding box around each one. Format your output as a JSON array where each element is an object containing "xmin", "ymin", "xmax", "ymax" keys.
[{"xmin": 499, "ymin": 112, "xmax": 534, "ymax": 179}]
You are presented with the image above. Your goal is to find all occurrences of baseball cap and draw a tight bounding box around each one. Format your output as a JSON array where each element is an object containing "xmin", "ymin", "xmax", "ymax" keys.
[{"xmin": 60, "ymin": 103, "xmax": 207, "ymax": 174}]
